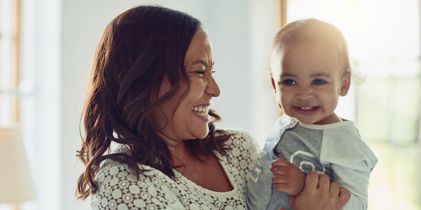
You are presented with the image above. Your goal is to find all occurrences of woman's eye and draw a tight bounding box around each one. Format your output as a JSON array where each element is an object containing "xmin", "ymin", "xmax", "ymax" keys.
[
  {"xmin": 312, "ymin": 79, "xmax": 327, "ymax": 85},
  {"xmin": 194, "ymin": 70, "xmax": 206, "ymax": 77},
  {"xmin": 281, "ymin": 79, "xmax": 296, "ymax": 86}
]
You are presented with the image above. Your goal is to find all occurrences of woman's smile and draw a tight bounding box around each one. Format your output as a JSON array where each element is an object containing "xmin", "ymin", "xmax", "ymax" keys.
[{"xmin": 192, "ymin": 104, "xmax": 210, "ymax": 120}]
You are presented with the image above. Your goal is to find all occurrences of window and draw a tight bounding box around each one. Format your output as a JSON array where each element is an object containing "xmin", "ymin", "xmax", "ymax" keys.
[
  {"xmin": 0, "ymin": 0, "xmax": 21, "ymax": 126},
  {"xmin": 285, "ymin": 0, "xmax": 421, "ymax": 209}
]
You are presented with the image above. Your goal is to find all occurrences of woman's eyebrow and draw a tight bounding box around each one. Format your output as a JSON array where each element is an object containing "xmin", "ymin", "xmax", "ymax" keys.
[{"xmin": 190, "ymin": 59, "xmax": 214, "ymax": 68}]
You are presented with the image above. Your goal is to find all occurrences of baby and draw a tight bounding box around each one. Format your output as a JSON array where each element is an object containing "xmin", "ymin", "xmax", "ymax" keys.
[{"xmin": 246, "ymin": 18, "xmax": 377, "ymax": 210}]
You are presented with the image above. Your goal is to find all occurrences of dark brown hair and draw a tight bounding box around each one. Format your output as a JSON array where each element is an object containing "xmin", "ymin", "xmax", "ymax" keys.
[
  {"xmin": 272, "ymin": 18, "xmax": 351, "ymax": 73},
  {"xmin": 76, "ymin": 5, "xmax": 230, "ymax": 199}
]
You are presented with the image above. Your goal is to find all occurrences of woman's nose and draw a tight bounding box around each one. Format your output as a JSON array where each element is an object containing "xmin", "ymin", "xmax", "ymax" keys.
[{"xmin": 206, "ymin": 77, "xmax": 220, "ymax": 97}]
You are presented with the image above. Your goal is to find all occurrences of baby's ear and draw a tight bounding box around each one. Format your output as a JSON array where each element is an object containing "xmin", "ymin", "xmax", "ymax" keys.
[
  {"xmin": 340, "ymin": 71, "xmax": 351, "ymax": 96},
  {"xmin": 270, "ymin": 74, "xmax": 277, "ymax": 94}
]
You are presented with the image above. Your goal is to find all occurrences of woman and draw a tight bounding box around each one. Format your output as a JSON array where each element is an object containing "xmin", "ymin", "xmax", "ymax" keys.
[{"xmin": 76, "ymin": 5, "xmax": 349, "ymax": 209}]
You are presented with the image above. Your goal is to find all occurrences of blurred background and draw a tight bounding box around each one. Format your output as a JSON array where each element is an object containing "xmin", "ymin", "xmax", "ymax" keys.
[{"xmin": 0, "ymin": 0, "xmax": 420, "ymax": 210}]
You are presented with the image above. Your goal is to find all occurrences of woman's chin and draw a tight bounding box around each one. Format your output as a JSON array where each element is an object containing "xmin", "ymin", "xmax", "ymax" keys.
[{"xmin": 195, "ymin": 128, "xmax": 210, "ymax": 140}]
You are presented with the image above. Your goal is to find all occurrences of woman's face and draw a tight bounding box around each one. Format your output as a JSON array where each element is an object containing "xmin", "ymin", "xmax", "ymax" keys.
[{"xmin": 154, "ymin": 29, "xmax": 220, "ymax": 144}]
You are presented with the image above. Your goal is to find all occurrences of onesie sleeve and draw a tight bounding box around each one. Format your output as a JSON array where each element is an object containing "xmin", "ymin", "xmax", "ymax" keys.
[
  {"xmin": 91, "ymin": 161, "xmax": 186, "ymax": 210},
  {"xmin": 320, "ymin": 127, "xmax": 377, "ymax": 210}
]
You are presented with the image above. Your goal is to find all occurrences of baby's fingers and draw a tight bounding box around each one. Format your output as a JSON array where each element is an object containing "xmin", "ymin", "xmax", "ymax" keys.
[
  {"xmin": 272, "ymin": 174, "xmax": 288, "ymax": 184},
  {"xmin": 270, "ymin": 165, "xmax": 288, "ymax": 174},
  {"xmin": 271, "ymin": 158, "xmax": 290, "ymax": 167}
]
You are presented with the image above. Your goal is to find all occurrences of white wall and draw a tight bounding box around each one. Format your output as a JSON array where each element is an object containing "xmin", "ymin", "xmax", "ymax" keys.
[
  {"xmin": 21, "ymin": 0, "xmax": 61, "ymax": 209},
  {"xmin": 24, "ymin": 1, "xmax": 279, "ymax": 210},
  {"xmin": 60, "ymin": 1, "xmax": 141, "ymax": 209}
]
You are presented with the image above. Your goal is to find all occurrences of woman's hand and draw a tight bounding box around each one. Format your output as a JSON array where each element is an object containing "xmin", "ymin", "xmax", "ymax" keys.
[{"xmin": 287, "ymin": 172, "xmax": 350, "ymax": 210}]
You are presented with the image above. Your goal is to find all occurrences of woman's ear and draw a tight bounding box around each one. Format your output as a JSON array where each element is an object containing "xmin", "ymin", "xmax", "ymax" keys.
[{"xmin": 340, "ymin": 71, "xmax": 351, "ymax": 96}]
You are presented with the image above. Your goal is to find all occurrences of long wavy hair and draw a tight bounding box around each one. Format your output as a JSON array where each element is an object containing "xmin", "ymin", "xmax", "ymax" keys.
[{"xmin": 76, "ymin": 5, "xmax": 230, "ymax": 199}]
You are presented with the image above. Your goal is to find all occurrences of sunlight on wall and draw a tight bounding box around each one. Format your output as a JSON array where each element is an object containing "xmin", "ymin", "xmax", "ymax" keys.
[
  {"xmin": 286, "ymin": 0, "xmax": 421, "ymax": 209},
  {"xmin": 13, "ymin": 1, "xmax": 421, "ymax": 210}
]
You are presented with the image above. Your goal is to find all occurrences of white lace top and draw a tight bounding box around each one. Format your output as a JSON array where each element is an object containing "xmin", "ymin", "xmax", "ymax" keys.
[{"xmin": 91, "ymin": 130, "xmax": 259, "ymax": 210}]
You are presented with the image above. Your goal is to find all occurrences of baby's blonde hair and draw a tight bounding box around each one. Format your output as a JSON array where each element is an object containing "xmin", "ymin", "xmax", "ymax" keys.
[{"xmin": 272, "ymin": 18, "xmax": 351, "ymax": 75}]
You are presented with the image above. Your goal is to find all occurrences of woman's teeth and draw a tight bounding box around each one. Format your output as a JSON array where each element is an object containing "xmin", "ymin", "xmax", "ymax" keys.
[{"xmin": 192, "ymin": 105, "xmax": 209, "ymax": 116}]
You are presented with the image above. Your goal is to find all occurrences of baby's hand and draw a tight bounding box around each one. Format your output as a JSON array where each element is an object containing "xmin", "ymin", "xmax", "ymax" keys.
[{"xmin": 270, "ymin": 158, "xmax": 305, "ymax": 196}]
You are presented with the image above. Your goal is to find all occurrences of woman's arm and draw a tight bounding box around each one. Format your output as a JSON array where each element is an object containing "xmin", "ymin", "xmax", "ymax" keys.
[{"xmin": 287, "ymin": 172, "xmax": 350, "ymax": 210}]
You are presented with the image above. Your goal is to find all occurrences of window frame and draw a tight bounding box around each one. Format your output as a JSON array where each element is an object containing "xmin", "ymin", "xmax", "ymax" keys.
[{"xmin": 0, "ymin": 0, "xmax": 21, "ymax": 125}]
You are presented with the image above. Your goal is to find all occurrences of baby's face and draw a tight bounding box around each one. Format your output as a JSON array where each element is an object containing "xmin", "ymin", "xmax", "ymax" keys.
[{"xmin": 271, "ymin": 43, "xmax": 350, "ymax": 125}]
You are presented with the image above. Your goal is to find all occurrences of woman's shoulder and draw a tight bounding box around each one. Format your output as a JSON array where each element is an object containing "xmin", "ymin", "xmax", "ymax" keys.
[
  {"xmin": 216, "ymin": 128, "xmax": 259, "ymax": 164},
  {"xmin": 92, "ymin": 160, "xmax": 182, "ymax": 209},
  {"xmin": 216, "ymin": 128, "xmax": 253, "ymax": 142},
  {"xmin": 217, "ymin": 128, "xmax": 258, "ymax": 150},
  {"xmin": 95, "ymin": 159, "xmax": 169, "ymax": 185}
]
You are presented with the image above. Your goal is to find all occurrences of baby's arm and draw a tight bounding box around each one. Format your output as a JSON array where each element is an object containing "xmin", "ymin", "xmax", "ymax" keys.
[
  {"xmin": 322, "ymin": 131, "xmax": 377, "ymax": 210},
  {"xmin": 331, "ymin": 164, "xmax": 371, "ymax": 210},
  {"xmin": 270, "ymin": 158, "xmax": 306, "ymax": 195}
]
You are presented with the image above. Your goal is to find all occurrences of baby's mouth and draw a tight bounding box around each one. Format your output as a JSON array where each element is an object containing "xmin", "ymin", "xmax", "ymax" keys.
[{"xmin": 293, "ymin": 106, "xmax": 320, "ymax": 114}]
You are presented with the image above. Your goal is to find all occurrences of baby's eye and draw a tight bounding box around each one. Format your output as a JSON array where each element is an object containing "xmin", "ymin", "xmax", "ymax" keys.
[
  {"xmin": 281, "ymin": 79, "xmax": 296, "ymax": 86},
  {"xmin": 312, "ymin": 79, "xmax": 327, "ymax": 85}
]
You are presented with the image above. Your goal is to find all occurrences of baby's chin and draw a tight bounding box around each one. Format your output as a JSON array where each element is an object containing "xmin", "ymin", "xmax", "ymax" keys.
[
  {"xmin": 296, "ymin": 118, "xmax": 317, "ymax": 125},
  {"xmin": 287, "ymin": 115, "xmax": 319, "ymax": 125}
]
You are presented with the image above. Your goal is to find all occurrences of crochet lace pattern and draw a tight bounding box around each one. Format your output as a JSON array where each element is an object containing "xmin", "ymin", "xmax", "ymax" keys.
[{"xmin": 91, "ymin": 130, "xmax": 259, "ymax": 210}]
